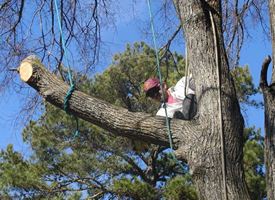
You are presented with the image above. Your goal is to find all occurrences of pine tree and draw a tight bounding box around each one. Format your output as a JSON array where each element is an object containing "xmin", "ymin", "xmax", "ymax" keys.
[{"xmin": 0, "ymin": 42, "xmax": 263, "ymax": 199}]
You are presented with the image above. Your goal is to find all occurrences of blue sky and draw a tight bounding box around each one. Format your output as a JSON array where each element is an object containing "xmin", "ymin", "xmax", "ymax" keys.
[
  {"xmin": 0, "ymin": 1, "xmax": 271, "ymax": 155},
  {"xmin": 238, "ymin": 25, "xmax": 271, "ymax": 128}
]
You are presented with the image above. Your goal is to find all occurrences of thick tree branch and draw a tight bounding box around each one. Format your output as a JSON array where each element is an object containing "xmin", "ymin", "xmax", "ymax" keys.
[{"xmin": 17, "ymin": 55, "xmax": 199, "ymax": 159}]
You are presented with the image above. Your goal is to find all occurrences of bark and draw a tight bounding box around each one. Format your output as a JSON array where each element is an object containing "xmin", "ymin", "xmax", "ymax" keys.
[
  {"xmin": 261, "ymin": 1, "xmax": 275, "ymax": 199},
  {"xmin": 260, "ymin": 56, "xmax": 275, "ymax": 200},
  {"xmin": 16, "ymin": 1, "xmax": 251, "ymax": 199},
  {"xmin": 260, "ymin": 57, "xmax": 275, "ymax": 199},
  {"xmin": 270, "ymin": 0, "xmax": 275, "ymax": 83},
  {"xmin": 173, "ymin": 0, "xmax": 249, "ymax": 199}
]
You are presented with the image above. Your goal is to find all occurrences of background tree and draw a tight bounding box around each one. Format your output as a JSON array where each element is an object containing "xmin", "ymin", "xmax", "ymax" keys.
[{"xmin": 259, "ymin": 1, "xmax": 275, "ymax": 199}]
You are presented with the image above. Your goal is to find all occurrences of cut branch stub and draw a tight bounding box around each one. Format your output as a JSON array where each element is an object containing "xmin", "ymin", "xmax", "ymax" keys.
[{"xmin": 19, "ymin": 61, "xmax": 33, "ymax": 82}]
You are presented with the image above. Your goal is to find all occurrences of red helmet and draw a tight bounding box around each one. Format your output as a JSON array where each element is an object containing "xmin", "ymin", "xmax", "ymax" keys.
[{"xmin": 144, "ymin": 78, "xmax": 160, "ymax": 92}]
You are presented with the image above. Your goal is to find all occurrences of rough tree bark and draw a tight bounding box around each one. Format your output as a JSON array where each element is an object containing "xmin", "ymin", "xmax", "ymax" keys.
[
  {"xmin": 16, "ymin": 1, "xmax": 251, "ymax": 200},
  {"xmin": 260, "ymin": 56, "xmax": 274, "ymax": 200},
  {"xmin": 172, "ymin": 0, "xmax": 249, "ymax": 199},
  {"xmin": 260, "ymin": 1, "xmax": 275, "ymax": 199},
  {"xmin": 270, "ymin": 0, "xmax": 275, "ymax": 82}
]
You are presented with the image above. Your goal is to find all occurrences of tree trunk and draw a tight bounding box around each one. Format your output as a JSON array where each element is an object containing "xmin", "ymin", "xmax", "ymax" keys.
[
  {"xmin": 260, "ymin": 56, "xmax": 275, "ymax": 200},
  {"xmin": 260, "ymin": 1, "xmax": 275, "ymax": 199},
  {"xmin": 270, "ymin": 0, "xmax": 275, "ymax": 83},
  {"xmin": 173, "ymin": 0, "xmax": 250, "ymax": 199},
  {"xmin": 16, "ymin": 1, "xmax": 251, "ymax": 199}
]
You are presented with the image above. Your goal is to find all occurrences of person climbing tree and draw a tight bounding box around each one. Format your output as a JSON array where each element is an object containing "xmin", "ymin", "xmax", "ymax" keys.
[{"xmin": 143, "ymin": 76, "xmax": 197, "ymax": 120}]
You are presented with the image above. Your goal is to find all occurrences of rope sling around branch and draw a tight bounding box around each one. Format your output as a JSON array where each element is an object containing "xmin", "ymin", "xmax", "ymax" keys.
[
  {"xmin": 146, "ymin": 0, "xmax": 184, "ymax": 169},
  {"xmin": 54, "ymin": 0, "xmax": 79, "ymax": 137}
]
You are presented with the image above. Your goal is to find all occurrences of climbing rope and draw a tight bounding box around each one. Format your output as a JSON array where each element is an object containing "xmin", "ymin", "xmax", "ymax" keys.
[
  {"xmin": 146, "ymin": 0, "xmax": 184, "ymax": 168},
  {"xmin": 184, "ymin": 41, "xmax": 189, "ymax": 97},
  {"xmin": 209, "ymin": 10, "xmax": 228, "ymax": 200},
  {"xmin": 54, "ymin": 0, "xmax": 79, "ymax": 137}
]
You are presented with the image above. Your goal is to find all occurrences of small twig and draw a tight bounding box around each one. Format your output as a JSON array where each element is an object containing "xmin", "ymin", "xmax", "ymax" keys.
[
  {"xmin": 89, "ymin": 191, "xmax": 104, "ymax": 199},
  {"xmin": 8, "ymin": 68, "xmax": 19, "ymax": 72}
]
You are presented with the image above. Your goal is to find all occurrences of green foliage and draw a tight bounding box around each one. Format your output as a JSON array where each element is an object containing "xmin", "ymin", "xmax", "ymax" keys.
[
  {"xmin": 89, "ymin": 41, "xmax": 185, "ymax": 113},
  {"xmin": 243, "ymin": 127, "xmax": 266, "ymax": 200},
  {"xmin": 231, "ymin": 66, "xmax": 261, "ymax": 108},
  {"xmin": 164, "ymin": 175, "xmax": 198, "ymax": 200},
  {"xmin": 113, "ymin": 177, "xmax": 158, "ymax": 199},
  {"xmin": 21, "ymin": 104, "xmax": 132, "ymax": 199},
  {"xmin": 0, "ymin": 145, "xmax": 49, "ymax": 199}
]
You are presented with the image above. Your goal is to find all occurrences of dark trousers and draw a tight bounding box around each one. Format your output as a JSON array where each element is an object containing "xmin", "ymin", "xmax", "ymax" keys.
[{"xmin": 173, "ymin": 94, "xmax": 197, "ymax": 120}]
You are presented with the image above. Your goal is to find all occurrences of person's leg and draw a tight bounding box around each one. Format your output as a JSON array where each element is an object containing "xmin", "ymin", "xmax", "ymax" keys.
[{"xmin": 174, "ymin": 94, "xmax": 197, "ymax": 120}]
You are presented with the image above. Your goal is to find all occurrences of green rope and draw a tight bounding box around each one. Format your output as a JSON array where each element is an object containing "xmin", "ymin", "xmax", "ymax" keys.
[
  {"xmin": 63, "ymin": 83, "xmax": 75, "ymax": 112},
  {"xmin": 54, "ymin": 0, "xmax": 79, "ymax": 138},
  {"xmin": 146, "ymin": 0, "xmax": 184, "ymax": 168},
  {"xmin": 54, "ymin": 0, "xmax": 73, "ymax": 86}
]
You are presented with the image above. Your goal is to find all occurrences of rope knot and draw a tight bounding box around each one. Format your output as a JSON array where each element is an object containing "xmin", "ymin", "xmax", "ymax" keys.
[{"xmin": 64, "ymin": 83, "xmax": 75, "ymax": 112}]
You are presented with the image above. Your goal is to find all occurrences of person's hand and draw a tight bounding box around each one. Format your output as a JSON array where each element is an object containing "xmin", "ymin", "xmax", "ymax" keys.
[{"xmin": 159, "ymin": 82, "xmax": 169, "ymax": 102}]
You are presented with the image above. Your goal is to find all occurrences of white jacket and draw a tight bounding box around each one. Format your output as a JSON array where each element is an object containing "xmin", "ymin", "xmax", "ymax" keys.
[{"xmin": 156, "ymin": 76, "xmax": 195, "ymax": 118}]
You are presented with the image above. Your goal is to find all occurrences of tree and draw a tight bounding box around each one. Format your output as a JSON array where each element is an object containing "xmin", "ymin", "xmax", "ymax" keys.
[
  {"xmin": 0, "ymin": 0, "xmax": 272, "ymax": 199},
  {"xmin": 243, "ymin": 127, "xmax": 266, "ymax": 200},
  {"xmin": 1, "ymin": 42, "xmax": 264, "ymax": 199},
  {"xmin": 259, "ymin": 1, "xmax": 275, "ymax": 199},
  {"xmin": 258, "ymin": 1, "xmax": 275, "ymax": 200},
  {"xmin": 16, "ymin": 1, "xmax": 247, "ymax": 199}
]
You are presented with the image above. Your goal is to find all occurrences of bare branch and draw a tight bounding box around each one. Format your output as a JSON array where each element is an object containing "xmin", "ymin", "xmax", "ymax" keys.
[
  {"xmin": 260, "ymin": 55, "xmax": 272, "ymax": 90},
  {"xmin": 223, "ymin": 0, "xmax": 268, "ymax": 68}
]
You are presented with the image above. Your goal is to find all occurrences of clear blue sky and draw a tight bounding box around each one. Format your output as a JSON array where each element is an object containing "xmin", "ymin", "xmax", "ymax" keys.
[{"xmin": 0, "ymin": 1, "xmax": 271, "ymax": 156}]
